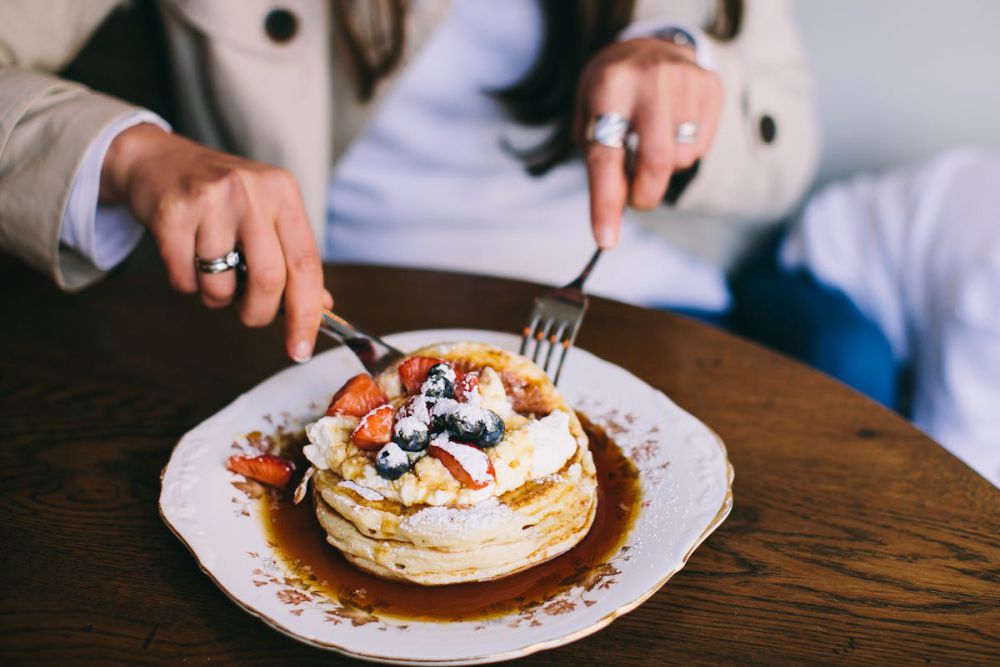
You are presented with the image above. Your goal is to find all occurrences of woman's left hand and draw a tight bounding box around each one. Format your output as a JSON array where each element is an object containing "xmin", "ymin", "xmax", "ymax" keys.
[{"xmin": 575, "ymin": 37, "xmax": 723, "ymax": 248}]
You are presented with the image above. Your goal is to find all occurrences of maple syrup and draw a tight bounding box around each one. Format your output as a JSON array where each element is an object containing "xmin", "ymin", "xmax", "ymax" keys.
[{"xmin": 261, "ymin": 413, "xmax": 640, "ymax": 622}]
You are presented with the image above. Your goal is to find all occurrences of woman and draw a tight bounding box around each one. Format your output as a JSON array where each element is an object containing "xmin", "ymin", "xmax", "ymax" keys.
[{"xmin": 0, "ymin": 0, "xmax": 818, "ymax": 361}]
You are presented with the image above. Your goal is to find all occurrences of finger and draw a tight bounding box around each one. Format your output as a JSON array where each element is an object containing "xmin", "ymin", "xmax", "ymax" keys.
[
  {"xmin": 274, "ymin": 184, "xmax": 324, "ymax": 363},
  {"xmin": 628, "ymin": 100, "xmax": 675, "ymax": 210},
  {"xmin": 236, "ymin": 214, "xmax": 286, "ymax": 328},
  {"xmin": 195, "ymin": 216, "xmax": 239, "ymax": 309},
  {"xmin": 154, "ymin": 220, "xmax": 198, "ymax": 294},
  {"xmin": 586, "ymin": 144, "xmax": 629, "ymax": 248},
  {"xmin": 695, "ymin": 74, "xmax": 723, "ymax": 158},
  {"xmin": 582, "ymin": 70, "xmax": 638, "ymax": 248},
  {"xmin": 671, "ymin": 92, "xmax": 703, "ymax": 170},
  {"xmin": 322, "ymin": 289, "xmax": 334, "ymax": 310}
]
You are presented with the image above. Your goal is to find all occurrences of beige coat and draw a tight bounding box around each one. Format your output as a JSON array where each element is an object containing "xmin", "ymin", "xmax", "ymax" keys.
[{"xmin": 0, "ymin": 0, "xmax": 818, "ymax": 291}]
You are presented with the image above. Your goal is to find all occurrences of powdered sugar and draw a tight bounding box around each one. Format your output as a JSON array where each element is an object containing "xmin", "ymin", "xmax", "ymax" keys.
[
  {"xmin": 465, "ymin": 384, "xmax": 481, "ymax": 407},
  {"xmin": 338, "ymin": 479, "xmax": 385, "ymax": 502},
  {"xmin": 431, "ymin": 397, "xmax": 459, "ymax": 419},
  {"xmin": 399, "ymin": 395, "xmax": 431, "ymax": 423},
  {"xmin": 534, "ymin": 472, "xmax": 567, "ymax": 486},
  {"xmin": 400, "ymin": 497, "xmax": 512, "ymax": 534},
  {"xmin": 376, "ymin": 442, "xmax": 408, "ymax": 469},
  {"xmin": 451, "ymin": 403, "xmax": 489, "ymax": 427},
  {"xmin": 430, "ymin": 434, "xmax": 493, "ymax": 485},
  {"xmin": 456, "ymin": 371, "xmax": 481, "ymax": 406},
  {"xmin": 355, "ymin": 404, "xmax": 389, "ymax": 433},
  {"xmin": 431, "ymin": 364, "xmax": 456, "ymax": 383},
  {"xmin": 395, "ymin": 415, "xmax": 426, "ymax": 438}
]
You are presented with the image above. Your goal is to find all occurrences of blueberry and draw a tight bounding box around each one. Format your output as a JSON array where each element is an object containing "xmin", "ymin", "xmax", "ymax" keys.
[
  {"xmin": 393, "ymin": 416, "xmax": 430, "ymax": 452},
  {"xmin": 446, "ymin": 405, "xmax": 486, "ymax": 442},
  {"xmin": 375, "ymin": 442, "xmax": 411, "ymax": 480},
  {"xmin": 477, "ymin": 410, "xmax": 505, "ymax": 448},
  {"xmin": 427, "ymin": 363, "xmax": 456, "ymax": 382},
  {"xmin": 431, "ymin": 412, "xmax": 450, "ymax": 434},
  {"xmin": 430, "ymin": 398, "xmax": 458, "ymax": 434},
  {"xmin": 421, "ymin": 370, "xmax": 454, "ymax": 400}
]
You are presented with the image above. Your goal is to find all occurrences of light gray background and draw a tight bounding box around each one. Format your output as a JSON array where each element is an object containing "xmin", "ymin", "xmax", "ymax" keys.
[{"xmin": 794, "ymin": 0, "xmax": 1000, "ymax": 185}]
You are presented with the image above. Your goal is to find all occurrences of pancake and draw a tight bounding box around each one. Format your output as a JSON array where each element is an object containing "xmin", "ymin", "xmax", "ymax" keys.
[{"xmin": 302, "ymin": 342, "xmax": 599, "ymax": 585}]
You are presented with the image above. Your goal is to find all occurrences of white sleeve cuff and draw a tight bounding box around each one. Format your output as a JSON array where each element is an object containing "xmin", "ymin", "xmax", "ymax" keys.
[
  {"xmin": 59, "ymin": 111, "xmax": 171, "ymax": 271},
  {"xmin": 617, "ymin": 19, "xmax": 717, "ymax": 72}
]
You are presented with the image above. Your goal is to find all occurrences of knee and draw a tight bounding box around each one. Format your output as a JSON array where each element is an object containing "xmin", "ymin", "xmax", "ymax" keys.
[
  {"xmin": 730, "ymin": 273, "xmax": 898, "ymax": 407},
  {"xmin": 800, "ymin": 315, "xmax": 897, "ymax": 407}
]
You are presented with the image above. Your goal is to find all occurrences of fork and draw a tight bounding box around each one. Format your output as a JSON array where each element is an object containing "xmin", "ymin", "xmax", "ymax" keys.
[
  {"xmin": 519, "ymin": 248, "xmax": 603, "ymax": 385},
  {"xmin": 318, "ymin": 309, "xmax": 405, "ymax": 375}
]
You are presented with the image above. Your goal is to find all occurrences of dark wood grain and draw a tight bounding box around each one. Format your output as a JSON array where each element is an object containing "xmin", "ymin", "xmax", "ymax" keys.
[{"xmin": 1, "ymin": 257, "xmax": 997, "ymax": 666}]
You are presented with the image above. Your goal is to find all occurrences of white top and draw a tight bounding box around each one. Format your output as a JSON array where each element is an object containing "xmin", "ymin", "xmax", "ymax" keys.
[
  {"xmin": 324, "ymin": 0, "xmax": 727, "ymax": 310},
  {"xmin": 62, "ymin": 0, "xmax": 727, "ymax": 310}
]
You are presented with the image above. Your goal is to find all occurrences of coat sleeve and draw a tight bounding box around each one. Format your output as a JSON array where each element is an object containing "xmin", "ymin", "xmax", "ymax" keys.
[{"xmin": 0, "ymin": 0, "xmax": 140, "ymax": 290}]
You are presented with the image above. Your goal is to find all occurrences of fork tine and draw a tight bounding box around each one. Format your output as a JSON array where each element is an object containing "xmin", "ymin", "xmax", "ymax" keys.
[
  {"xmin": 543, "ymin": 321, "xmax": 568, "ymax": 375},
  {"xmin": 519, "ymin": 312, "xmax": 541, "ymax": 355},
  {"xmin": 531, "ymin": 318, "xmax": 554, "ymax": 364},
  {"xmin": 552, "ymin": 334, "xmax": 573, "ymax": 385},
  {"xmin": 519, "ymin": 248, "xmax": 602, "ymax": 383}
]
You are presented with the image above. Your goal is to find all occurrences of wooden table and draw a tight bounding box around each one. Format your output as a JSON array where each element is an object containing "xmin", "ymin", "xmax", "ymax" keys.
[{"xmin": 1, "ymin": 257, "xmax": 997, "ymax": 665}]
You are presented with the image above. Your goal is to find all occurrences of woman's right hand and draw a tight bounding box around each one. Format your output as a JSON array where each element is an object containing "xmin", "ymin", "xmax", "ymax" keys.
[{"xmin": 99, "ymin": 123, "xmax": 330, "ymax": 363}]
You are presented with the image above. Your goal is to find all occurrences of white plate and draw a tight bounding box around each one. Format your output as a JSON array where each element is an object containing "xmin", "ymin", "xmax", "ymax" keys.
[{"xmin": 160, "ymin": 329, "xmax": 733, "ymax": 665}]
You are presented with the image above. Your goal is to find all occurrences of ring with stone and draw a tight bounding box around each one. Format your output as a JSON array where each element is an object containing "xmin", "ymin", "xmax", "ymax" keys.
[
  {"xmin": 675, "ymin": 121, "xmax": 700, "ymax": 145},
  {"xmin": 195, "ymin": 249, "xmax": 242, "ymax": 274}
]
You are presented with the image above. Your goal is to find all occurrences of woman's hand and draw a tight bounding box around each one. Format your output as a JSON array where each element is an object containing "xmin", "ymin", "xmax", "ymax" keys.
[
  {"xmin": 100, "ymin": 123, "xmax": 331, "ymax": 362},
  {"xmin": 576, "ymin": 37, "xmax": 723, "ymax": 247}
]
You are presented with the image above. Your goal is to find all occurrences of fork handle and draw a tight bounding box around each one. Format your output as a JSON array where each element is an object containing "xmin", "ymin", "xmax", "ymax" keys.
[
  {"xmin": 319, "ymin": 309, "xmax": 404, "ymax": 374},
  {"xmin": 566, "ymin": 248, "xmax": 603, "ymax": 290}
]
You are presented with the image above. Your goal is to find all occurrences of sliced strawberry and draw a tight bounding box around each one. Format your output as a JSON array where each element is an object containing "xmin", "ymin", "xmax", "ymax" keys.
[
  {"xmin": 429, "ymin": 440, "xmax": 496, "ymax": 490},
  {"xmin": 398, "ymin": 356, "xmax": 447, "ymax": 394},
  {"xmin": 454, "ymin": 371, "xmax": 480, "ymax": 402},
  {"xmin": 350, "ymin": 404, "xmax": 395, "ymax": 450},
  {"xmin": 327, "ymin": 373, "xmax": 387, "ymax": 417},
  {"xmin": 226, "ymin": 454, "xmax": 295, "ymax": 488}
]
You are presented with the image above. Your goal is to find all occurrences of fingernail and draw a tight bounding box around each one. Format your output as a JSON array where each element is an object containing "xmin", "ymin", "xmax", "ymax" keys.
[
  {"xmin": 293, "ymin": 341, "xmax": 313, "ymax": 363},
  {"xmin": 596, "ymin": 225, "xmax": 618, "ymax": 249}
]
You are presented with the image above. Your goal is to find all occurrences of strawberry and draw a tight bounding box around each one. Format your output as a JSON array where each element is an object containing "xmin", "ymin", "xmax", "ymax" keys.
[
  {"xmin": 398, "ymin": 356, "xmax": 446, "ymax": 394},
  {"xmin": 350, "ymin": 404, "xmax": 395, "ymax": 450},
  {"xmin": 454, "ymin": 371, "xmax": 480, "ymax": 402},
  {"xmin": 326, "ymin": 373, "xmax": 387, "ymax": 417},
  {"xmin": 226, "ymin": 454, "xmax": 295, "ymax": 488},
  {"xmin": 429, "ymin": 440, "xmax": 496, "ymax": 490}
]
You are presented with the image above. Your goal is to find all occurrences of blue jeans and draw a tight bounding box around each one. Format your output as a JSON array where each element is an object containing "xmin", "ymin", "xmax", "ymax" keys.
[{"xmin": 674, "ymin": 234, "xmax": 900, "ymax": 410}]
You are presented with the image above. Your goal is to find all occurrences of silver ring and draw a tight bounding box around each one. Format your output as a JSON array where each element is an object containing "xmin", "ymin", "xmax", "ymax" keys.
[
  {"xmin": 195, "ymin": 249, "xmax": 241, "ymax": 274},
  {"xmin": 586, "ymin": 113, "xmax": 631, "ymax": 149},
  {"xmin": 675, "ymin": 121, "xmax": 699, "ymax": 145}
]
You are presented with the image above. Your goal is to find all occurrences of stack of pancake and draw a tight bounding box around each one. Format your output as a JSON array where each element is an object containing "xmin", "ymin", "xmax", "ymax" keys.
[{"xmin": 306, "ymin": 342, "xmax": 598, "ymax": 585}]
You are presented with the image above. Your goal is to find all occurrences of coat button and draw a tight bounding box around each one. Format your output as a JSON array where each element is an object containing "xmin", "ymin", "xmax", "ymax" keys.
[
  {"xmin": 264, "ymin": 8, "xmax": 298, "ymax": 43},
  {"xmin": 759, "ymin": 114, "xmax": 777, "ymax": 144}
]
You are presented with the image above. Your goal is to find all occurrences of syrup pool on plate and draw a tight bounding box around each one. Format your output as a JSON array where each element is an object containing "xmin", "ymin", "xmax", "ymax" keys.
[{"xmin": 260, "ymin": 413, "xmax": 641, "ymax": 622}]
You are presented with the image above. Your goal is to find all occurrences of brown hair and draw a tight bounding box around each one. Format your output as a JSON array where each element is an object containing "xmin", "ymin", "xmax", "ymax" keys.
[{"xmin": 335, "ymin": 0, "xmax": 743, "ymax": 175}]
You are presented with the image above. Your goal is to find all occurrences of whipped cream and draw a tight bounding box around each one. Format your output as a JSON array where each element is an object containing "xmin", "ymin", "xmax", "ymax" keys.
[
  {"xmin": 301, "ymin": 363, "xmax": 579, "ymax": 507},
  {"xmin": 304, "ymin": 415, "xmax": 359, "ymax": 471},
  {"xmin": 521, "ymin": 410, "xmax": 577, "ymax": 479}
]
